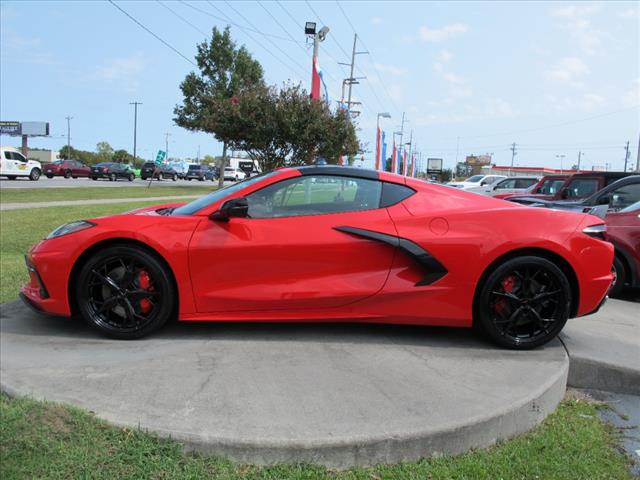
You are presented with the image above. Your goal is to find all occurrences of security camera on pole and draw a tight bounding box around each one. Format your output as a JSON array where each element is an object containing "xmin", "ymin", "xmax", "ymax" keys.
[{"xmin": 306, "ymin": 22, "xmax": 329, "ymax": 102}]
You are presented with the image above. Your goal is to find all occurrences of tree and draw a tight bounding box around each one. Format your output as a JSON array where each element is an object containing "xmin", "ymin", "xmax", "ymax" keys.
[
  {"xmin": 113, "ymin": 149, "xmax": 132, "ymax": 163},
  {"xmin": 201, "ymin": 83, "xmax": 359, "ymax": 172},
  {"xmin": 202, "ymin": 154, "xmax": 216, "ymax": 165},
  {"xmin": 175, "ymin": 26, "xmax": 264, "ymax": 186},
  {"xmin": 440, "ymin": 168, "xmax": 453, "ymax": 182},
  {"xmin": 96, "ymin": 142, "xmax": 114, "ymax": 163},
  {"xmin": 59, "ymin": 145, "xmax": 77, "ymax": 160}
]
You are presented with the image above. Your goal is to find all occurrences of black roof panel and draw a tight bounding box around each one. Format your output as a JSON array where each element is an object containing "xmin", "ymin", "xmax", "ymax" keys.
[{"xmin": 296, "ymin": 165, "xmax": 380, "ymax": 180}]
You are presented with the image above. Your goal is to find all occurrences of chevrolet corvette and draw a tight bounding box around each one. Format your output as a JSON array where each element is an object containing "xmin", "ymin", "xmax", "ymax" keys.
[{"xmin": 21, "ymin": 166, "xmax": 614, "ymax": 349}]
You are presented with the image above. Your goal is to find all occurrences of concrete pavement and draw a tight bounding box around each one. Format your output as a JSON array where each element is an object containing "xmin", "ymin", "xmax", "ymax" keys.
[{"xmin": 0, "ymin": 300, "xmax": 568, "ymax": 468}]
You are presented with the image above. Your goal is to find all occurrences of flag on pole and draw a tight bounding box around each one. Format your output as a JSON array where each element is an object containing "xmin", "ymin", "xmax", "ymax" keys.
[
  {"xmin": 375, "ymin": 126, "xmax": 381, "ymax": 170},
  {"xmin": 381, "ymin": 132, "xmax": 387, "ymax": 171},
  {"xmin": 410, "ymin": 153, "xmax": 416, "ymax": 177},
  {"xmin": 402, "ymin": 148, "xmax": 408, "ymax": 176},
  {"xmin": 311, "ymin": 55, "xmax": 321, "ymax": 101},
  {"xmin": 391, "ymin": 139, "xmax": 397, "ymax": 173}
]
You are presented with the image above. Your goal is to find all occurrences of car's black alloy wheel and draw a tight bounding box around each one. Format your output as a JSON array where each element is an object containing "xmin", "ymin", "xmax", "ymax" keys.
[
  {"xmin": 477, "ymin": 256, "xmax": 571, "ymax": 349},
  {"xmin": 64, "ymin": 169, "xmax": 72, "ymax": 178},
  {"xmin": 76, "ymin": 245, "xmax": 175, "ymax": 339}
]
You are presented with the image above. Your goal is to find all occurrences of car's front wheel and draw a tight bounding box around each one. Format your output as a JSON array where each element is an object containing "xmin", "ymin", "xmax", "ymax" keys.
[
  {"xmin": 609, "ymin": 254, "xmax": 626, "ymax": 297},
  {"xmin": 109, "ymin": 173, "xmax": 117, "ymax": 182},
  {"xmin": 128, "ymin": 173, "xmax": 135, "ymax": 182},
  {"xmin": 64, "ymin": 169, "xmax": 72, "ymax": 178},
  {"xmin": 76, "ymin": 245, "xmax": 175, "ymax": 339},
  {"xmin": 29, "ymin": 168, "xmax": 41, "ymax": 181},
  {"xmin": 475, "ymin": 256, "xmax": 571, "ymax": 349}
]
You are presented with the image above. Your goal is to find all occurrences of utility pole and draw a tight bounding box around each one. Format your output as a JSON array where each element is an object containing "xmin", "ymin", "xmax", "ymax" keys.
[
  {"xmin": 623, "ymin": 140, "xmax": 630, "ymax": 172},
  {"xmin": 129, "ymin": 101, "xmax": 142, "ymax": 164},
  {"xmin": 636, "ymin": 132, "xmax": 640, "ymax": 172},
  {"xmin": 509, "ymin": 142, "xmax": 517, "ymax": 176},
  {"xmin": 577, "ymin": 151, "xmax": 582, "ymax": 171},
  {"xmin": 405, "ymin": 130, "xmax": 413, "ymax": 176},
  {"xmin": 339, "ymin": 33, "xmax": 368, "ymax": 116},
  {"xmin": 556, "ymin": 154, "xmax": 566, "ymax": 173},
  {"xmin": 164, "ymin": 132, "xmax": 171, "ymax": 162},
  {"xmin": 197, "ymin": 145, "xmax": 200, "ymax": 163},
  {"xmin": 65, "ymin": 116, "xmax": 72, "ymax": 160}
]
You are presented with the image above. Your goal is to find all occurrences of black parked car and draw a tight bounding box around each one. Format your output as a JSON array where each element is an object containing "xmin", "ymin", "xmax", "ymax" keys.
[
  {"xmin": 520, "ymin": 175, "xmax": 640, "ymax": 213},
  {"xmin": 141, "ymin": 162, "xmax": 178, "ymax": 181},
  {"xmin": 91, "ymin": 162, "xmax": 135, "ymax": 181},
  {"xmin": 185, "ymin": 164, "xmax": 217, "ymax": 181}
]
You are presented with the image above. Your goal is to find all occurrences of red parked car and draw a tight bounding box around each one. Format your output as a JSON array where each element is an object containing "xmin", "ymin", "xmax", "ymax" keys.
[
  {"xmin": 605, "ymin": 201, "xmax": 640, "ymax": 296},
  {"xmin": 21, "ymin": 166, "xmax": 613, "ymax": 349},
  {"xmin": 44, "ymin": 160, "xmax": 91, "ymax": 179},
  {"xmin": 494, "ymin": 175, "xmax": 568, "ymax": 200}
]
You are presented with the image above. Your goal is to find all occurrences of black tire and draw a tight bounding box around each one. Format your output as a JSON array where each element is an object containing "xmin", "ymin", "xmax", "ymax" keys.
[
  {"xmin": 109, "ymin": 173, "xmax": 117, "ymax": 182},
  {"xmin": 63, "ymin": 169, "xmax": 72, "ymax": 179},
  {"xmin": 46, "ymin": 174, "xmax": 54, "ymax": 179},
  {"xmin": 172, "ymin": 174, "xmax": 177, "ymax": 181},
  {"xmin": 609, "ymin": 254, "xmax": 627, "ymax": 297},
  {"xmin": 7, "ymin": 176, "xmax": 17, "ymax": 180},
  {"xmin": 188, "ymin": 178, "xmax": 192, "ymax": 181},
  {"xmin": 91, "ymin": 176, "xmax": 98, "ymax": 181},
  {"xmin": 128, "ymin": 173, "xmax": 134, "ymax": 182},
  {"xmin": 29, "ymin": 168, "xmax": 41, "ymax": 181},
  {"xmin": 75, "ymin": 245, "xmax": 175, "ymax": 339},
  {"xmin": 475, "ymin": 256, "xmax": 571, "ymax": 349},
  {"xmin": 198, "ymin": 177, "xmax": 204, "ymax": 182}
]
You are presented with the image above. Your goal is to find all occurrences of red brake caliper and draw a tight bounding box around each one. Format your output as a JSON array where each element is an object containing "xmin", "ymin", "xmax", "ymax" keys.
[
  {"xmin": 494, "ymin": 275, "xmax": 516, "ymax": 314},
  {"xmin": 137, "ymin": 271, "xmax": 153, "ymax": 314}
]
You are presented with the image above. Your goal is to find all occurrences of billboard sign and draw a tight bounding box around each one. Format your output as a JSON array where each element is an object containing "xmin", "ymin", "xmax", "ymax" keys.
[
  {"xmin": 427, "ymin": 158, "xmax": 443, "ymax": 174},
  {"xmin": 0, "ymin": 121, "xmax": 21, "ymax": 136},
  {"xmin": 21, "ymin": 121, "xmax": 50, "ymax": 136}
]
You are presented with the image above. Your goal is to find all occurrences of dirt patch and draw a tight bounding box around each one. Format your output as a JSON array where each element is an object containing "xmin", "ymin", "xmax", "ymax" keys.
[{"xmin": 27, "ymin": 404, "xmax": 73, "ymax": 434}]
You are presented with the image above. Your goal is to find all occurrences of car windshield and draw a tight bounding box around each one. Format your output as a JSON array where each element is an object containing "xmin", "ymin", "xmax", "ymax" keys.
[
  {"xmin": 95, "ymin": 162, "xmax": 113, "ymax": 167},
  {"xmin": 173, "ymin": 171, "xmax": 278, "ymax": 215},
  {"xmin": 538, "ymin": 179, "xmax": 566, "ymax": 195},
  {"xmin": 619, "ymin": 201, "xmax": 640, "ymax": 213},
  {"xmin": 466, "ymin": 175, "xmax": 484, "ymax": 183},
  {"xmin": 50, "ymin": 160, "xmax": 63, "ymax": 165}
]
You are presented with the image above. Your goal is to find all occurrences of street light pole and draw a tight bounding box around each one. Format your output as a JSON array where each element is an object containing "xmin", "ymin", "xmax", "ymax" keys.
[
  {"xmin": 65, "ymin": 116, "xmax": 72, "ymax": 159},
  {"xmin": 556, "ymin": 154, "xmax": 566, "ymax": 174},
  {"xmin": 130, "ymin": 101, "xmax": 142, "ymax": 164}
]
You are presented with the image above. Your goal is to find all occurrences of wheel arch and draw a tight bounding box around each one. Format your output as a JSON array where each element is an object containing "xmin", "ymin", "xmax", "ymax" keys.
[
  {"xmin": 67, "ymin": 238, "xmax": 179, "ymax": 316},
  {"xmin": 472, "ymin": 247, "xmax": 580, "ymax": 323},
  {"xmin": 612, "ymin": 242, "xmax": 637, "ymax": 287}
]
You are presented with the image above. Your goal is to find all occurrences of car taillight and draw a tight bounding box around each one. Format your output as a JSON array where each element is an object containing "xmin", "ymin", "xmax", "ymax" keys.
[
  {"xmin": 102, "ymin": 167, "xmax": 108, "ymax": 171},
  {"xmin": 582, "ymin": 224, "xmax": 607, "ymax": 240}
]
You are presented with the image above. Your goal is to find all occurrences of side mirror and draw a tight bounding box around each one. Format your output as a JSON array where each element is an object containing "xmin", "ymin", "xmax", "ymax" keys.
[
  {"xmin": 597, "ymin": 194, "xmax": 610, "ymax": 205},
  {"xmin": 210, "ymin": 197, "xmax": 249, "ymax": 221},
  {"xmin": 493, "ymin": 185, "xmax": 498, "ymax": 191},
  {"xmin": 480, "ymin": 181, "xmax": 487, "ymax": 186}
]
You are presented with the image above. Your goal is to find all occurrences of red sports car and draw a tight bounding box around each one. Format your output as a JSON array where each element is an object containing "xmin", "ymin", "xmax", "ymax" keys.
[{"xmin": 21, "ymin": 166, "xmax": 613, "ymax": 349}]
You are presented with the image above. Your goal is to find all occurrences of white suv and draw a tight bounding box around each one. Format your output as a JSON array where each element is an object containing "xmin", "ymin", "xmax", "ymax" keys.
[
  {"xmin": 447, "ymin": 174, "xmax": 506, "ymax": 190},
  {"xmin": 223, "ymin": 167, "xmax": 246, "ymax": 182},
  {"xmin": 1, "ymin": 146, "xmax": 42, "ymax": 181}
]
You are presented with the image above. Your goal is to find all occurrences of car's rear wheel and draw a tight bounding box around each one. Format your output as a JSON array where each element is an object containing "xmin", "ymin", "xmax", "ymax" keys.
[
  {"xmin": 91, "ymin": 176, "xmax": 97, "ymax": 181},
  {"xmin": 76, "ymin": 245, "xmax": 175, "ymax": 339},
  {"xmin": 476, "ymin": 256, "xmax": 571, "ymax": 349},
  {"xmin": 109, "ymin": 173, "xmax": 116, "ymax": 182},
  {"xmin": 609, "ymin": 254, "xmax": 626, "ymax": 297},
  {"xmin": 128, "ymin": 173, "xmax": 134, "ymax": 182},
  {"xmin": 46, "ymin": 174, "xmax": 54, "ymax": 179},
  {"xmin": 172, "ymin": 173, "xmax": 177, "ymax": 181},
  {"xmin": 64, "ymin": 169, "xmax": 72, "ymax": 178}
]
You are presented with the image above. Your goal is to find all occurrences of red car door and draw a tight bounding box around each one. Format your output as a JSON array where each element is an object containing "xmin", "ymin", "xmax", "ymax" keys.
[{"xmin": 188, "ymin": 174, "xmax": 397, "ymax": 313}]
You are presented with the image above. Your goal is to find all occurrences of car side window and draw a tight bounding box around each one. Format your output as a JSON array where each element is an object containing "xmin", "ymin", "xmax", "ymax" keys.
[
  {"xmin": 609, "ymin": 184, "xmax": 640, "ymax": 210},
  {"xmin": 246, "ymin": 175, "xmax": 382, "ymax": 219},
  {"xmin": 516, "ymin": 179, "xmax": 536, "ymax": 189},
  {"xmin": 496, "ymin": 179, "xmax": 516, "ymax": 189},
  {"xmin": 566, "ymin": 179, "xmax": 598, "ymax": 198}
]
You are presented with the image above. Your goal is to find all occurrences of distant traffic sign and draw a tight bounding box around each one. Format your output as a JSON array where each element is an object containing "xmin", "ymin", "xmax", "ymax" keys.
[{"xmin": 155, "ymin": 150, "xmax": 166, "ymax": 165}]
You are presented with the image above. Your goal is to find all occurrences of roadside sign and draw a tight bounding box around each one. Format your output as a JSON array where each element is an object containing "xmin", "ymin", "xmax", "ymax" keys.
[
  {"xmin": 155, "ymin": 150, "xmax": 166, "ymax": 165},
  {"xmin": 427, "ymin": 158, "xmax": 443, "ymax": 174},
  {"xmin": 0, "ymin": 121, "xmax": 21, "ymax": 136}
]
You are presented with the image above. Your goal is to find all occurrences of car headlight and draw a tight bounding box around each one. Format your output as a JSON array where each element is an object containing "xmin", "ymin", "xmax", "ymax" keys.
[{"xmin": 45, "ymin": 220, "xmax": 96, "ymax": 239}]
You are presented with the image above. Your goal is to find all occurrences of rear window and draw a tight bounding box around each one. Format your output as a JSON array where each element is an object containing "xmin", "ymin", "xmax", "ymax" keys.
[
  {"xmin": 188, "ymin": 165, "xmax": 202, "ymax": 171},
  {"xmin": 565, "ymin": 178, "xmax": 598, "ymax": 198},
  {"xmin": 142, "ymin": 162, "xmax": 155, "ymax": 168}
]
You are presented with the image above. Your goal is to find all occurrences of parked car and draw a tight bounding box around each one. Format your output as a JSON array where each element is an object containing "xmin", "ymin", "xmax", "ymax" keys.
[
  {"xmin": 44, "ymin": 160, "xmax": 91, "ymax": 179},
  {"xmin": 123, "ymin": 164, "xmax": 141, "ymax": 178},
  {"xmin": 223, "ymin": 166, "xmax": 246, "ymax": 182},
  {"xmin": 467, "ymin": 176, "xmax": 539, "ymax": 196},
  {"xmin": 22, "ymin": 165, "xmax": 613, "ymax": 349},
  {"xmin": 447, "ymin": 174, "xmax": 506, "ymax": 190},
  {"xmin": 0, "ymin": 146, "xmax": 41, "ymax": 180},
  {"xmin": 507, "ymin": 171, "xmax": 634, "ymax": 205},
  {"xmin": 517, "ymin": 176, "xmax": 640, "ymax": 214},
  {"xmin": 90, "ymin": 162, "xmax": 135, "ymax": 181},
  {"xmin": 604, "ymin": 201, "xmax": 640, "ymax": 296},
  {"xmin": 494, "ymin": 175, "xmax": 569, "ymax": 200},
  {"xmin": 140, "ymin": 162, "xmax": 178, "ymax": 181},
  {"xmin": 185, "ymin": 164, "xmax": 216, "ymax": 181}
]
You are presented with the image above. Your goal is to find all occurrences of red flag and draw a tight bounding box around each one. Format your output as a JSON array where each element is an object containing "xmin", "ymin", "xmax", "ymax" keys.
[
  {"xmin": 374, "ymin": 127, "xmax": 381, "ymax": 170},
  {"xmin": 391, "ymin": 139, "xmax": 397, "ymax": 173},
  {"xmin": 402, "ymin": 149, "xmax": 408, "ymax": 176},
  {"xmin": 311, "ymin": 56, "xmax": 321, "ymax": 101}
]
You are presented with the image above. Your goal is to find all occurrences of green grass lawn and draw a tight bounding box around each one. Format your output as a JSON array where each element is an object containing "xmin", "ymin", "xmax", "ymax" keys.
[
  {"xmin": 0, "ymin": 185, "xmax": 214, "ymax": 204},
  {"xmin": 0, "ymin": 202, "xmax": 163, "ymax": 303},
  {"xmin": 0, "ymin": 394, "xmax": 631, "ymax": 480}
]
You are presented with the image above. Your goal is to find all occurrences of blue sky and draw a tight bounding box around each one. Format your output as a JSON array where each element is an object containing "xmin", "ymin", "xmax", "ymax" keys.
[{"xmin": 1, "ymin": 1, "xmax": 638, "ymax": 171}]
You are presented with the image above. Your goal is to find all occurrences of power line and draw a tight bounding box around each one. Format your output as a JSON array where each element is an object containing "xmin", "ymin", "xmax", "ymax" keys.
[
  {"xmin": 181, "ymin": 0, "xmax": 300, "ymax": 44},
  {"xmin": 187, "ymin": 1, "xmax": 303, "ymax": 80},
  {"xmin": 222, "ymin": 0, "xmax": 308, "ymax": 76},
  {"xmin": 108, "ymin": 0, "xmax": 196, "ymax": 66},
  {"xmin": 156, "ymin": 0, "xmax": 207, "ymax": 37}
]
